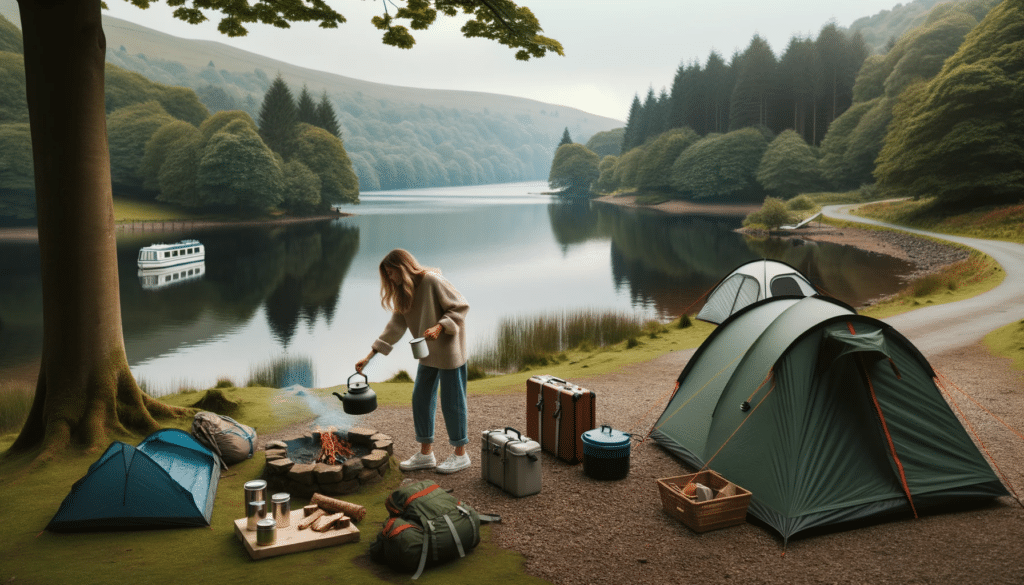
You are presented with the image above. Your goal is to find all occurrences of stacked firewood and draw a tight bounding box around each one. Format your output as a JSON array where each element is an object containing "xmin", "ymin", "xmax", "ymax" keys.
[{"xmin": 297, "ymin": 493, "xmax": 367, "ymax": 532}]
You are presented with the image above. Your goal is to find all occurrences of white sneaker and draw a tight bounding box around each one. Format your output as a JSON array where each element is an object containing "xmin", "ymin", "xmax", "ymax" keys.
[
  {"xmin": 436, "ymin": 453, "xmax": 471, "ymax": 474},
  {"xmin": 399, "ymin": 452, "xmax": 437, "ymax": 471}
]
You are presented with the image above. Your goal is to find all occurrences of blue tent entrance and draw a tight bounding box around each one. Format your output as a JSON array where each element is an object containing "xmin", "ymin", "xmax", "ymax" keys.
[{"xmin": 47, "ymin": 429, "xmax": 221, "ymax": 532}]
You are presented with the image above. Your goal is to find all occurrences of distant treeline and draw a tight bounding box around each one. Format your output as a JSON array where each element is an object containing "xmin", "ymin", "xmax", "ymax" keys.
[
  {"xmin": 622, "ymin": 23, "xmax": 869, "ymax": 152},
  {"xmin": 550, "ymin": 0, "xmax": 1019, "ymax": 210},
  {"xmin": 100, "ymin": 28, "xmax": 565, "ymax": 192}
]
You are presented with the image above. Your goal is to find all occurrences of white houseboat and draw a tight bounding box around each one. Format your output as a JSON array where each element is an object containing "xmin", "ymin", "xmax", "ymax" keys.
[{"xmin": 137, "ymin": 240, "xmax": 205, "ymax": 270}]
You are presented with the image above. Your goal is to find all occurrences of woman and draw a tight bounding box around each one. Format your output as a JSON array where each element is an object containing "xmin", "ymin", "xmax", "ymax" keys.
[{"xmin": 355, "ymin": 249, "xmax": 471, "ymax": 474}]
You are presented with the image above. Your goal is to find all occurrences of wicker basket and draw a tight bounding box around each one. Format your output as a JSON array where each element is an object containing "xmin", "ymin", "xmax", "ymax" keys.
[{"xmin": 657, "ymin": 470, "xmax": 751, "ymax": 532}]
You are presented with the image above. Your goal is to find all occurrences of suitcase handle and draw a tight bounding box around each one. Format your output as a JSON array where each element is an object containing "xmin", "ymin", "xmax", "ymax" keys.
[
  {"xmin": 504, "ymin": 427, "xmax": 523, "ymax": 440},
  {"xmin": 545, "ymin": 376, "xmax": 567, "ymax": 385}
]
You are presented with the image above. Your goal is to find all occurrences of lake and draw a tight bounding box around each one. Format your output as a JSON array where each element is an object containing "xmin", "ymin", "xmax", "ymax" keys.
[{"xmin": 0, "ymin": 181, "xmax": 914, "ymax": 395}]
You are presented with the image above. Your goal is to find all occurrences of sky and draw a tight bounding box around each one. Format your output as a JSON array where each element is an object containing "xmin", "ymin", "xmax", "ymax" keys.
[{"xmin": 102, "ymin": 0, "xmax": 904, "ymax": 122}]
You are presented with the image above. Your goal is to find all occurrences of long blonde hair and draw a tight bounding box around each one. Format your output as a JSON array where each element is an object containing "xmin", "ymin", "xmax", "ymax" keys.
[{"xmin": 379, "ymin": 249, "xmax": 438, "ymax": 313}]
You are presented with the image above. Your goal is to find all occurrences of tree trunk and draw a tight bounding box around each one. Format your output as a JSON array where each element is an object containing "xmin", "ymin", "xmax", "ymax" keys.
[{"xmin": 10, "ymin": 0, "xmax": 188, "ymax": 458}]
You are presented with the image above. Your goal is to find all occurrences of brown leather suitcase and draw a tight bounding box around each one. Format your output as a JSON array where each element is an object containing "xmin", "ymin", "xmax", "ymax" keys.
[{"xmin": 526, "ymin": 375, "xmax": 596, "ymax": 464}]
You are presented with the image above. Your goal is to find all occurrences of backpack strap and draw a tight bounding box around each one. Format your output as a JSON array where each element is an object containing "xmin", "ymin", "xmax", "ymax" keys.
[
  {"xmin": 442, "ymin": 514, "xmax": 466, "ymax": 558},
  {"xmin": 412, "ymin": 522, "xmax": 431, "ymax": 580}
]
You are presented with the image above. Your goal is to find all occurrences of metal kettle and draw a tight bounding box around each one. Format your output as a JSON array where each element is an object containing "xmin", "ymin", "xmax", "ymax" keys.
[{"xmin": 333, "ymin": 372, "xmax": 377, "ymax": 415}]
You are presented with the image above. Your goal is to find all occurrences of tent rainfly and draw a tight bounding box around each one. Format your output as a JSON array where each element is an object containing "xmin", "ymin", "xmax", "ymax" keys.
[
  {"xmin": 47, "ymin": 429, "xmax": 221, "ymax": 532},
  {"xmin": 696, "ymin": 259, "xmax": 817, "ymax": 324},
  {"xmin": 652, "ymin": 296, "xmax": 1008, "ymax": 541}
]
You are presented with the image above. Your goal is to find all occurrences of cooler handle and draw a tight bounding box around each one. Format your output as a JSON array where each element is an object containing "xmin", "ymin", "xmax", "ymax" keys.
[{"xmin": 504, "ymin": 427, "xmax": 522, "ymax": 440}]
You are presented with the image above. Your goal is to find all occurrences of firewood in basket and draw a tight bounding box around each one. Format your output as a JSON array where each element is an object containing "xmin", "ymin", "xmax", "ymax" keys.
[
  {"xmin": 312, "ymin": 512, "xmax": 345, "ymax": 532},
  {"xmin": 303, "ymin": 504, "xmax": 320, "ymax": 517},
  {"xmin": 310, "ymin": 493, "xmax": 367, "ymax": 522},
  {"xmin": 297, "ymin": 508, "xmax": 326, "ymax": 530}
]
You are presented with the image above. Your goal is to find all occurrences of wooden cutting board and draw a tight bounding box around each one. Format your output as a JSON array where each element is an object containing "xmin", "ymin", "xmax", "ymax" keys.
[{"xmin": 233, "ymin": 516, "xmax": 360, "ymax": 560}]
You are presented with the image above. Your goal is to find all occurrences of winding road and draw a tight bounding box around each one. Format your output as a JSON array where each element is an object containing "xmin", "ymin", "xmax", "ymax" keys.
[{"xmin": 823, "ymin": 204, "xmax": 1024, "ymax": 357}]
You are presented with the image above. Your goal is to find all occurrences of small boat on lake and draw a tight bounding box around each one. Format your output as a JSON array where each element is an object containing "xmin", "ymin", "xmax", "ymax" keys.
[{"xmin": 137, "ymin": 239, "xmax": 205, "ymax": 270}]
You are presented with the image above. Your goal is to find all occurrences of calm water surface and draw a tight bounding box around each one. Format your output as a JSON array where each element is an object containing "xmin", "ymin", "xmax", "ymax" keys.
[{"xmin": 0, "ymin": 181, "xmax": 914, "ymax": 395}]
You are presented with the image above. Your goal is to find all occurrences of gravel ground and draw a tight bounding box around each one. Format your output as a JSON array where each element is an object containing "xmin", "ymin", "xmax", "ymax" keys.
[
  {"xmin": 264, "ymin": 344, "xmax": 1023, "ymax": 585},
  {"xmin": 259, "ymin": 220, "xmax": 1023, "ymax": 584}
]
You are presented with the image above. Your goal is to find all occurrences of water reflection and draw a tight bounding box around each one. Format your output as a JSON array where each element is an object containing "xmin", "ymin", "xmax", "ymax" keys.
[
  {"xmin": 117, "ymin": 220, "xmax": 359, "ymax": 365},
  {"xmin": 138, "ymin": 262, "xmax": 206, "ymax": 290},
  {"xmin": 0, "ymin": 182, "xmax": 918, "ymax": 396}
]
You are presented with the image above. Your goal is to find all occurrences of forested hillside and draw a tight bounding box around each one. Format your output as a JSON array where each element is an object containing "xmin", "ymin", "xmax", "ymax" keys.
[
  {"xmin": 553, "ymin": 0, "xmax": 1018, "ymax": 211},
  {"xmin": 0, "ymin": 0, "xmax": 619, "ymax": 199}
]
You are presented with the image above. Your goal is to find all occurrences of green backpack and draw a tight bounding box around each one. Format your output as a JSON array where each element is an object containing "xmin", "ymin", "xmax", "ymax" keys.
[{"xmin": 369, "ymin": 480, "xmax": 498, "ymax": 579}]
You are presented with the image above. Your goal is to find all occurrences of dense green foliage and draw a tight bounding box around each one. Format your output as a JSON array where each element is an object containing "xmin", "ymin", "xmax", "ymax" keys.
[
  {"xmin": 670, "ymin": 127, "xmax": 769, "ymax": 200},
  {"xmin": 583, "ymin": 0, "xmax": 1011, "ymax": 213},
  {"xmin": 742, "ymin": 196, "xmax": 795, "ymax": 230},
  {"xmin": 876, "ymin": 0, "xmax": 1024, "ymax": 206},
  {"xmin": 623, "ymin": 24, "xmax": 869, "ymax": 152},
  {"xmin": 585, "ymin": 128, "xmax": 624, "ymax": 157},
  {"xmin": 635, "ymin": 127, "xmax": 699, "ymax": 193},
  {"xmin": 108, "ymin": 101, "xmax": 177, "ymax": 192},
  {"xmin": 757, "ymin": 130, "xmax": 825, "ymax": 198},
  {"xmin": 548, "ymin": 143, "xmax": 600, "ymax": 195},
  {"xmin": 292, "ymin": 123, "xmax": 359, "ymax": 206}
]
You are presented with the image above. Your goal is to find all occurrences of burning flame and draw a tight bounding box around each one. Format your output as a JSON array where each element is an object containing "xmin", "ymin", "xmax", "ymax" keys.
[{"xmin": 317, "ymin": 427, "xmax": 354, "ymax": 464}]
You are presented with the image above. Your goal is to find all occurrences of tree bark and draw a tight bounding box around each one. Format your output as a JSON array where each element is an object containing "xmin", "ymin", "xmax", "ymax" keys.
[{"xmin": 10, "ymin": 0, "xmax": 189, "ymax": 458}]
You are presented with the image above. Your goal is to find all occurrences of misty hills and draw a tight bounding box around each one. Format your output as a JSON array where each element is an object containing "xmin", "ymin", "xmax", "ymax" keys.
[{"xmin": 0, "ymin": 0, "xmax": 621, "ymax": 192}]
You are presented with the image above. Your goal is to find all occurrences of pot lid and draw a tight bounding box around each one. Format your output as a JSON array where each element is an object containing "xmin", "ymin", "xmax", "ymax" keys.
[{"xmin": 581, "ymin": 425, "xmax": 631, "ymax": 448}]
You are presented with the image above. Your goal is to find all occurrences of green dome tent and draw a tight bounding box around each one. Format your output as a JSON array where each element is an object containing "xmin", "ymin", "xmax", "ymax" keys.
[
  {"xmin": 652, "ymin": 296, "xmax": 1007, "ymax": 541},
  {"xmin": 47, "ymin": 429, "xmax": 221, "ymax": 532}
]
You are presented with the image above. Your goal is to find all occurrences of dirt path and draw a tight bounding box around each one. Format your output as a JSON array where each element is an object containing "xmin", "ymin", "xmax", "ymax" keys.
[{"xmin": 823, "ymin": 204, "xmax": 1024, "ymax": 356}]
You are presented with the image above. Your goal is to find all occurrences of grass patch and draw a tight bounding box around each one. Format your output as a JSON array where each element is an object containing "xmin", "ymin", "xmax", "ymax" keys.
[
  {"xmin": 0, "ymin": 382, "xmax": 32, "ymax": 435},
  {"xmin": 860, "ymin": 252, "xmax": 1004, "ymax": 319},
  {"xmin": 984, "ymin": 319, "xmax": 1024, "ymax": 373},
  {"xmin": 854, "ymin": 198, "xmax": 1024, "ymax": 244},
  {"xmin": 113, "ymin": 196, "xmax": 209, "ymax": 223}
]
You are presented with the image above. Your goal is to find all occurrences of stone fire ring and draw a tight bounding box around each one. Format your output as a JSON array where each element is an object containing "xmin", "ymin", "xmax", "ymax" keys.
[{"xmin": 262, "ymin": 426, "xmax": 394, "ymax": 498}]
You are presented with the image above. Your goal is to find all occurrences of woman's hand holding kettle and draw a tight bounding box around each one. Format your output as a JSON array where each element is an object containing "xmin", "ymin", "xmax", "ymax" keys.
[{"xmin": 355, "ymin": 350, "xmax": 375, "ymax": 373}]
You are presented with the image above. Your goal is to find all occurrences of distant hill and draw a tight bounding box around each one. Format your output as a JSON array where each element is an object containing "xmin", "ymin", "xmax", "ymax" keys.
[
  {"xmin": 849, "ymin": 0, "xmax": 958, "ymax": 52},
  {"xmin": 0, "ymin": 0, "xmax": 622, "ymax": 191}
]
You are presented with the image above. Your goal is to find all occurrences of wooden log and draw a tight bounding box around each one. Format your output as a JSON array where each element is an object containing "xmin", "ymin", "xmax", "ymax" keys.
[
  {"xmin": 310, "ymin": 493, "xmax": 366, "ymax": 522},
  {"xmin": 297, "ymin": 508, "xmax": 325, "ymax": 530}
]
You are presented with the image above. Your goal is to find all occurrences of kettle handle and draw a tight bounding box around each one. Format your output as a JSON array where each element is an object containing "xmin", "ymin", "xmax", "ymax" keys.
[{"xmin": 348, "ymin": 372, "xmax": 368, "ymax": 387}]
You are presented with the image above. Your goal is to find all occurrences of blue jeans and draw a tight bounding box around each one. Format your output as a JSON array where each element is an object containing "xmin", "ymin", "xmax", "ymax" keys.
[{"xmin": 412, "ymin": 363, "xmax": 468, "ymax": 447}]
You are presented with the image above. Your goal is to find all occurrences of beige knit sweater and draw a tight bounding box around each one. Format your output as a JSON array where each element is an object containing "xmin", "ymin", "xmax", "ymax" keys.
[{"xmin": 371, "ymin": 272, "xmax": 470, "ymax": 370}]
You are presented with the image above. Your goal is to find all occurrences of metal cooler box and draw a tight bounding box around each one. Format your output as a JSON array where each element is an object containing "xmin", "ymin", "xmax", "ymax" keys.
[{"xmin": 481, "ymin": 427, "xmax": 541, "ymax": 497}]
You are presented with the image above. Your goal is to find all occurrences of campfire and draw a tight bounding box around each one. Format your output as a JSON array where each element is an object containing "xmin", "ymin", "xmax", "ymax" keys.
[{"xmin": 317, "ymin": 427, "xmax": 354, "ymax": 464}]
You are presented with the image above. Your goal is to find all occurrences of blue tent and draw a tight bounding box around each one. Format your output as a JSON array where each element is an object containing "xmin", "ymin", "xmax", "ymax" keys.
[{"xmin": 47, "ymin": 429, "xmax": 221, "ymax": 532}]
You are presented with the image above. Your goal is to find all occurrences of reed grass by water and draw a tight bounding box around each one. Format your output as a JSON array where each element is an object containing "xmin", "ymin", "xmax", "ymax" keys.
[
  {"xmin": 246, "ymin": 355, "xmax": 315, "ymax": 388},
  {"xmin": 471, "ymin": 309, "xmax": 653, "ymax": 373}
]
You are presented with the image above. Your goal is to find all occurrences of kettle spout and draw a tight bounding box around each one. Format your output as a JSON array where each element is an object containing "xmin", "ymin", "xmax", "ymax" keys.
[{"xmin": 332, "ymin": 391, "xmax": 344, "ymax": 401}]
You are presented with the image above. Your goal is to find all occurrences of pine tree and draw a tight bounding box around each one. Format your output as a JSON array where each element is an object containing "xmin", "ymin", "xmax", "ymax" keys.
[
  {"xmin": 559, "ymin": 127, "xmax": 573, "ymax": 147},
  {"xmin": 314, "ymin": 92, "xmax": 342, "ymax": 138},
  {"xmin": 258, "ymin": 74, "xmax": 299, "ymax": 158},
  {"xmin": 296, "ymin": 84, "xmax": 317, "ymax": 125},
  {"xmin": 621, "ymin": 94, "xmax": 642, "ymax": 151}
]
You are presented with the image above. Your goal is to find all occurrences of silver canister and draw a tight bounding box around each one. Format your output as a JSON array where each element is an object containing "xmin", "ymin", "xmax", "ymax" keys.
[
  {"xmin": 246, "ymin": 500, "xmax": 267, "ymax": 531},
  {"xmin": 271, "ymin": 492, "xmax": 291, "ymax": 528},
  {"xmin": 255, "ymin": 518, "xmax": 277, "ymax": 546},
  {"xmin": 243, "ymin": 479, "xmax": 267, "ymax": 506}
]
